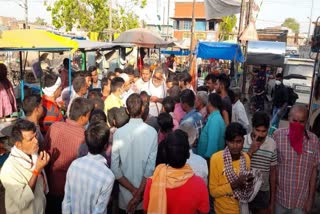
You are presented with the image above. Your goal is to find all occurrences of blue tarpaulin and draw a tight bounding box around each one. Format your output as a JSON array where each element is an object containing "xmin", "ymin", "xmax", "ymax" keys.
[
  {"xmin": 161, "ymin": 50, "xmax": 190, "ymax": 56},
  {"xmin": 195, "ymin": 42, "xmax": 245, "ymax": 62}
]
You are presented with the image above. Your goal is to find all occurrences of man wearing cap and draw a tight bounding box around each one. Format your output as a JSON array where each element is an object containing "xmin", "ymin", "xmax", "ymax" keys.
[{"xmin": 40, "ymin": 73, "xmax": 64, "ymax": 134}]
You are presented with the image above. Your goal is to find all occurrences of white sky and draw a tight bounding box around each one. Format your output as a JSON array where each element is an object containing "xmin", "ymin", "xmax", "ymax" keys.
[{"xmin": 0, "ymin": 0, "xmax": 319, "ymax": 33}]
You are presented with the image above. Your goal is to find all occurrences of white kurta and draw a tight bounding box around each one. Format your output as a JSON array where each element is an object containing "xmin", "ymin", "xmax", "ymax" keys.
[
  {"xmin": 0, "ymin": 149, "xmax": 46, "ymax": 214},
  {"xmin": 145, "ymin": 81, "xmax": 166, "ymax": 117}
]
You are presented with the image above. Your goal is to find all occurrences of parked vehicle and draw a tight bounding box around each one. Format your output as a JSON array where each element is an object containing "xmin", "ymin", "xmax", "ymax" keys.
[{"xmin": 282, "ymin": 58, "xmax": 314, "ymax": 105}]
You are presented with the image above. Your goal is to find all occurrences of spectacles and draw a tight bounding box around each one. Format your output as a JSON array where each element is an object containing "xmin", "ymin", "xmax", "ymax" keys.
[{"xmin": 153, "ymin": 76, "xmax": 163, "ymax": 81}]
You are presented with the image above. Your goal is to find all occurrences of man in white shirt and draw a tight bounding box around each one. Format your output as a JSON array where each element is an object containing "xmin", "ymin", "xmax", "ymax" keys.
[
  {"xmin": 231, "ymin": 87, "xmax": 250, "ymax": 132},
  {"xmin": 119, "ymin": 73, "xmax": 134, "ymax": 106},
  {"xmin": 0, "ymin": 119, "xmax": 50, "ymax": 214},
  {"xmin": 65, "ymin": 75, "xmax": 89, "ymax": 117},
  {"xmin": 179, "ymin": 121, "xmax": 208, "ymax": 185},
  {"xmin": 135, "ymin": 65, "xmax": 151, "ymax": 93}
]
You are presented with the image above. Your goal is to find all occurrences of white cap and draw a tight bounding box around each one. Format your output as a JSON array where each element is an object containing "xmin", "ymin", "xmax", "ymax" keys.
[{"xmin": 119, "ymin": 73, "xmax": 130, "ymax": 82}]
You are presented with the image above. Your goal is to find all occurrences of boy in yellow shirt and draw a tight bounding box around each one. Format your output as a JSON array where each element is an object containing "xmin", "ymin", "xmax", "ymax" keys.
[{"xmin": 209, "ymin": 123, "xmax": 253, "ymax": 214}]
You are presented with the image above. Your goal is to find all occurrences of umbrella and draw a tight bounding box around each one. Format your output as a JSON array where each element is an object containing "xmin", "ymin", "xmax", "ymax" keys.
[{"xmin": 113, "ymin": 28, "xmax": 168, "ymax": 48}]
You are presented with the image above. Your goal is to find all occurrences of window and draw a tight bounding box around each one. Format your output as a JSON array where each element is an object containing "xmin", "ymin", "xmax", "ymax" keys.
[
  {"xmin": 173, "ymin": 20, "xmax": 180, "ymax": 30},
  {"xmin": 195, "ymin": 21, "xmax": 206, "ymax": 31},
  {"xmin": 208, "ymin": 21, "xmax": 216, "ymax": 31},
  {"xmin": 183, "ymin": 20, "xmax": 191, "ymax": 30}
]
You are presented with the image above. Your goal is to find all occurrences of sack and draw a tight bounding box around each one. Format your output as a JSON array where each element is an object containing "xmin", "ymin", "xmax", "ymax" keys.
[{"xmin": 286, "ymin": 87, "xmax": 298, "ymax": 106}]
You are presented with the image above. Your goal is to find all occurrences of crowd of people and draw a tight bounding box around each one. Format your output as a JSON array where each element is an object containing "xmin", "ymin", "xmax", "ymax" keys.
[{"xmin": 0, "ymin": 62, "xmax": 319, "ymax": 214}]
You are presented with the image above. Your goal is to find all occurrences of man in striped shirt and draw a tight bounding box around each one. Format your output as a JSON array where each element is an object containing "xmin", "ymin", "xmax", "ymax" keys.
[{"xmin": 243, "ymin": 111, "xmax": 277, "ymax": 214}]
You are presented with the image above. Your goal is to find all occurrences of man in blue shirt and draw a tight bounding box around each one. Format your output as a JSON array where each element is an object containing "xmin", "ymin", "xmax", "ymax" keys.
[
  {"xmin": 111, "ymin": 94, "xmax": 158, "ymax": 214},
  {"xmin": 62, "ymin": 122, "xmax": 115, "ymax": 214},
  {"xmin": 197, "ymin": 93, "xmax": 226, "ymax": 162},
  {"xmin": 180, "ymin": 89, "xmax": 203, "ymax": 134}
]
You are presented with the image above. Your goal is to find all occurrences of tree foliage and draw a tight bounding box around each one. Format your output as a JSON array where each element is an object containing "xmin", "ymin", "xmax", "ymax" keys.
[
  {"xmin": 218, "ymin": 15, "xmax": 237, "ymax": 41},
  {"xmin": 46, "ymin": 0, "xmax": 147, "ymax": 38},
  {"xmin": 282, "ymin": 18, "xmax": 300, "ymax": 33},
  {"xmin": 34, "ymin": 17, "xmax": 47, "ymax": 26}
]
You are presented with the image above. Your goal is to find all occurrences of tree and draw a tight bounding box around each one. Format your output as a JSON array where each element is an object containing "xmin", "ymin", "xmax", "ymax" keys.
[
  {"xmin": 282, "ymin": 18, "xmax": 300, "ymax": 34},
  {"xmin": 34, "ymin": 17, "xmax": 47, "ymax": 26},
  {"xmin": 46, "ymin": 0, "xmax": 147, "ymax": 39},
  {"xmin": 218, "ymin": 15, "xmax": 237, "ymax": 41}
]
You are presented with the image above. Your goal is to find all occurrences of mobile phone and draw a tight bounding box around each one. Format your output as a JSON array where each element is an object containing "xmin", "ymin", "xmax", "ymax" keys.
[{"xmin": 247, "ymin": 174, "xmax": 254, "ymax": 182}]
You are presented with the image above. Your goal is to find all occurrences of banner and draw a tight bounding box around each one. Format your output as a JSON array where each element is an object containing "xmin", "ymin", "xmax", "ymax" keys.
[{"xmin": 204, "ymin": 0, "xmax": 242, "ymax": 20}]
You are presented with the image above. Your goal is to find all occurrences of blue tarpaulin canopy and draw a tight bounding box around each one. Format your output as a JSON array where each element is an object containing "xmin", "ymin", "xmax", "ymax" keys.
[
  {"xmin": 161, "ymin": 49, "xmax": 190, "ymax": 56},
  {"xmin": 195, "ymin": 42, "xmax": 245, "ymax": 62}
]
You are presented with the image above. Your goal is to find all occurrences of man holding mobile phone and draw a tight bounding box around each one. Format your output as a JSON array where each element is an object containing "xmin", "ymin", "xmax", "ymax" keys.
[{"xmin": 243, "ymin": 111, "xmax": 277, "ymax": 214}]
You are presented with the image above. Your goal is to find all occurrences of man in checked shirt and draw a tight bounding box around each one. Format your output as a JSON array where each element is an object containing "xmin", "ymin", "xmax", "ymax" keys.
[{"xmin": 273, "ymin": 104, "xmax": 320, "ymax": 214}]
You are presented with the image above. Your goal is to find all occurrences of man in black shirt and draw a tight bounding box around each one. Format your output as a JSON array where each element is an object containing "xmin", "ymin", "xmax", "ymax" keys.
[
  {"xmin": 216, "ymin": 74, "xmax": 232, "ymax": 125},
  {"xmin": 271, "ymin": 73, "xmax": 288, "ymax": 128}
]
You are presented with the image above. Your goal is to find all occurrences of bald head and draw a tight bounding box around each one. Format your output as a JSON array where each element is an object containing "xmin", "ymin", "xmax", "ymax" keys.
[{"xmin": 289, "ymin": 104, "xmax": 308, "ymax": 125}]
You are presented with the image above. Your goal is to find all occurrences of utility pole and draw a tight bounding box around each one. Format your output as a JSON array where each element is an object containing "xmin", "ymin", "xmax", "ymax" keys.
[
  {"xmin": 237, "ymin": 0, "xmax": 246, "ymax": 41},
  {"xmin": 166, "ymin": 0, "xmax": 170, "ymax": 41},
  {"xmin": 307, "ymin": 0, "xmax": 314, "ymax": 41},
  {"xmin": 108, "ymin": 0, "xmax": 113, "ymax": 42},
  {"xmin": 24, "ymin": 0, "xmax": 28, "ymax": 29},
  {"xmin": 189, "ymin": 0, "xmax": 196, "ymax": 68},
  {"xmin": 240, "ymin": 0, "xmax": 253, "ymax": 94}
]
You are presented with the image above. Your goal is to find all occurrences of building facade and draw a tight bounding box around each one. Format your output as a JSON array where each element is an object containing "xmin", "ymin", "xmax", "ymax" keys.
[
  {"xmin": 146, "ymin": 24, "xmax": 174, "ymax": 41},
  {"xmin": 172, "ymin": 2, "xmax": 219, "ymax": 41}
]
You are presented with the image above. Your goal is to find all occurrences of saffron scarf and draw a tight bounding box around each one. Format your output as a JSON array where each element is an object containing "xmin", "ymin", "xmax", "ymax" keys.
[{"xmin": 147, "ymin": 164, "xmax": 194, "ymax": 214}]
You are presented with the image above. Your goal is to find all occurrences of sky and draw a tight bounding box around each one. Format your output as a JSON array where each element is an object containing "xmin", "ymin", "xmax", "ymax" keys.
[{"xmin": 0, "ymin": 0, "xmax": 319, "ymax": 34}]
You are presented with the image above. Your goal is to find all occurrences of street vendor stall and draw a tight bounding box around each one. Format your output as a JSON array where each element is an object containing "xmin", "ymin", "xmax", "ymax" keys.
[
  {"xmin": 74, "ymin": 39, "xmax": 134, "ymax": 71},
  {"xmin": 194, "ymin": 41, "xmax": 245, "ymax": 87},
  {"xmin": 0, "ymin": 29, "xmax": 78, "ymax": 102},
  {"xmin": 195, "ymin": 42, "xmax": 245, "ymax": 62}
]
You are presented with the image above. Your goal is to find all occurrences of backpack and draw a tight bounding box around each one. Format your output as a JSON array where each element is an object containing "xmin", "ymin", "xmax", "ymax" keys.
[{"xmin": 286, "ymin": 86, "xmax": 299, "ymax": 106}]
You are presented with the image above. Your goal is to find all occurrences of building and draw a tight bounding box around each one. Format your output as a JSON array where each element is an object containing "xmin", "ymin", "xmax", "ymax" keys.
[
  {"xmin": 257, "ymin": 26, "xmax": 308, "ymax": 46},
  {"xmin": 0, "ymin": 16, "xmax": 19, "ymax": 30},
  {"xmin": 146, "ymin": 24, "xmax": 174, "ymax": 41},
  {"xmin": 171, "ymin": 1, "xmax": 219, "ymax": 42}
]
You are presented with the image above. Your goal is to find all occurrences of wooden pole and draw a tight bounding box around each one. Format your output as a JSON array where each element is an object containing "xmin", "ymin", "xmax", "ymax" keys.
[
  {"xmin": 240, "ymin": 0, "xmax": 252, "ymax": 94},
  {"xmin": 166, "ymin": 0, "xmax": 170, "ymax": 40},
  {"xmin": 189, "ymin": 0, "xmax": 196, "ymax": 71}
]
